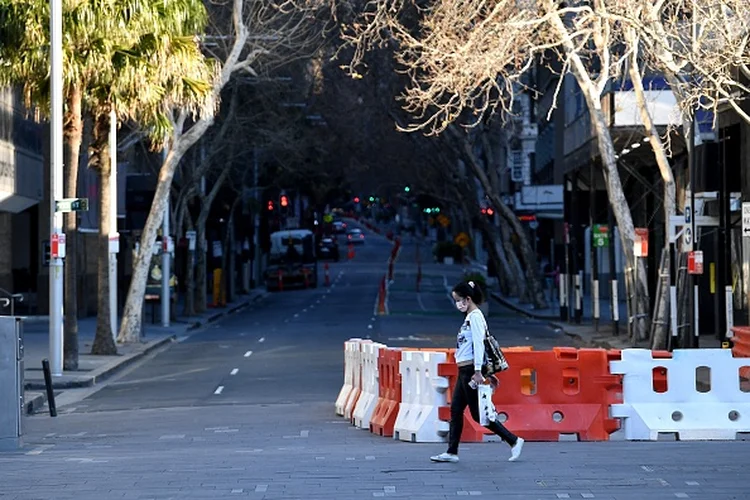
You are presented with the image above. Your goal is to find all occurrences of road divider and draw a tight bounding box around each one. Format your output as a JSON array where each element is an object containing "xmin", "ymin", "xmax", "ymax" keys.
[{"xmin": 335, "ymin": 339, "xmax": 750, "ymax": 443}]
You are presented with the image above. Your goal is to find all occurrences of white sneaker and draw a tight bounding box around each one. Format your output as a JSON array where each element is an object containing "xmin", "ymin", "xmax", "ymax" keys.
[
  {"xmin": 508, "ymin": 437, "xmax": 524, "ymax": 462},
  {"xmin": 430, "ymin": 452, "xmax": 459, "ymax": 463}
]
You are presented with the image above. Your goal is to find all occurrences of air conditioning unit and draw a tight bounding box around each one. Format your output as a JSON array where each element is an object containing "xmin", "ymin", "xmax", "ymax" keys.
[{"xmin": 510, "ymin": 150, "xmax": 525, "ymax": 183}]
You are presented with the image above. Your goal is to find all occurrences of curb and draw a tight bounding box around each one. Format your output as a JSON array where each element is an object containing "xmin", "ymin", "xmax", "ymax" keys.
[
  {"xmin": 490, "ymin": 292, "xmax": 559, "ymax": 321},
  {"xmin": 490, "ymin": 292, "xmax": 631, "ymax": 350},
  {"xmin": 24, "ymin": 335, "xmax": 176, "ymax": 391}
]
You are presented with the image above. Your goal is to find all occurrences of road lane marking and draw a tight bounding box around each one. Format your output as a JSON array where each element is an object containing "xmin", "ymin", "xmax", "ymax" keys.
[
  {"xmin": 230, "ymin": 368, "xmax": 239, "ymax": 375},
  {"xmin": 214, "ymin": 386, "xmax": 224, "ymax": 395},
  {"xmin": 244, "ymin": 351, "xmax": 253, "ymax": 357},
  {"xmin": 159, "ymin": 435, "xmax": 185, "ymax": 440},
  {"xmin": 258, "ymin": 337, "xmax": 265, "ymax": 343},
  {"xmin": 368, "ymin": 324, "xmax": 373, "ymax": 329},
  {"xmin": 686, "ymin": 481, "xmax": 699, "ymax": 486},
  {"xmin": 255, "ymin": 485, "xmax": 268, "ymax": 493},
  {"xmin": 300, "ymin": 430, "xmax": 309, "ymax": 437}
]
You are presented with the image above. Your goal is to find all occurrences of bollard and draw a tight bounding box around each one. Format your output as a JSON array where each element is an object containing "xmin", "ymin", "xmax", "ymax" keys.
[
  {"xmin": 377, "ymin": 275, "xmax": 387, "ymax": 315},
  {"xmin": 277, "ymin": 269, "xmax": 284, "ymax": 292},
  {"xmin": 348, "ymin": 244, "xmax": 355, "ymax": 260},
  {"xmin": 41, "ymin": 359, "xmax": 57, "ymax": 418},
  {"xmin": 388, "ymin": 258, "xmax": 394, "ymax": 282},
  {"xmin": 303, "ymin": 268, "xmax": 309, "ymax": 289},
  {"xmin": 324, "ymin": 263, "xmax": 330, "ymax": 286},
  {"xmin": 416, "ymin": 263, "xmax": 422, "ymax": 292}
]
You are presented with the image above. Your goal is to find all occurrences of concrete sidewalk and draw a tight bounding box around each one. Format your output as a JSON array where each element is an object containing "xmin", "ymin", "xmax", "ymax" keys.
[{"xmin": 21, "ymin": 290, "xmax": 266, "ymax": 415}]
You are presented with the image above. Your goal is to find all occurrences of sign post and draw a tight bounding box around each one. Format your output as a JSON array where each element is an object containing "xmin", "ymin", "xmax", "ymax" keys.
[{"xmin": 743, "ymin": 203, "xmax": 750, "ymax": 325}]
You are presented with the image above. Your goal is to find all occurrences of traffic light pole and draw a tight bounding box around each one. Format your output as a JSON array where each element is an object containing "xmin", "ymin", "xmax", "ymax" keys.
[{"xmin": 49, "ymin": 0, "xmax": 65, "ymax": 376}]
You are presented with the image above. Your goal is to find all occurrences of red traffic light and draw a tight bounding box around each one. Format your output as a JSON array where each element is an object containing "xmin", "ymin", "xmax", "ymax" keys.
[
  {"xmin": 280, "ymin": 195, "xmax": 289, "ymax": 207},
  {"xmin": 267, "ymin": 201, "xmax": 275, "ymax": 211},
  {"xmin": 481, "ymin": 208, "xmax": 487, "ymax": 215},
  {"xmin": 354, "ymin": 197, "xmax": 360, "ymax": 203},
  {"xmin": 486, "ymin": 208, "xmax": 494, "ymax": 216}
]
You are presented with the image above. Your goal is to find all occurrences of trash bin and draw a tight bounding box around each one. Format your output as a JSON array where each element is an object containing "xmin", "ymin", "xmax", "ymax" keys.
[{"xmin": 0, "ymin": 316, "xmax": 23, "ymax": 451}]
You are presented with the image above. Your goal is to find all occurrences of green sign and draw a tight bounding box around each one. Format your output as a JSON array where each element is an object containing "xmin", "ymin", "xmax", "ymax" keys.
[
  {"xmin": 55, "ymin": 198, "xmax": 89, "ymax": 213},
  {"xmin": 323, "ymin": 214, "xmax": 333, "ymax": 223},
  {"xmin": 592, "ymin": 224, "xmax": 609, "ymax": 248}
]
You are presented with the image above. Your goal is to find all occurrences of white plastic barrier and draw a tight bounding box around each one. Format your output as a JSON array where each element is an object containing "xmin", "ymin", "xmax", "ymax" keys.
[
  {"xmin": 344, "ymin": 340, "xmax": 372, "ymax": 420},
  {"xmin": 353, "ymin": 342, "xmax": 386, "ymax": 429},
  {"xmin": 335, "ymin": 338, "xmax": 364, "ymax": 416},
  {"xmin": 610, "ymin": 348, "xmax": 750, "ymax": 440},
  {"xmin": 394, "ymin": 350, "xmax": 450, "ymax": 443}
]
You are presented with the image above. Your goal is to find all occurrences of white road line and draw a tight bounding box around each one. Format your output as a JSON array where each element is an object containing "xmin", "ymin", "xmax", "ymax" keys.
[
  {"xmin": 302, "ymin": 308, "xmax": 307, "ymax": 312},
  {"xmin": 255, "ymin": 485, "xmax": 268, "ymax": 493},
  {"xmin": 294, "ymin": 313, "xmax": 299, "ymax": 318},
  {"xmin": 214, "ymin": 386, "xmax": 224, "ymax": 395},
  {"xmin": 244, "ymin": 351, "xmax": 253, "ymax": 357},
  {"xmin": 258, "ymin": 337, "xmax": 265, "ymax": 343},
  {"xmin": 230, "ymin": 368, "xmax": 239, "ymax": 375},
  {"xmin": 367, "ymin": 324, "xmax": 373, "ymax": 329},
  {"xmin": 300, "ymin": 430, "xmax": 309, "ymax": 438}
]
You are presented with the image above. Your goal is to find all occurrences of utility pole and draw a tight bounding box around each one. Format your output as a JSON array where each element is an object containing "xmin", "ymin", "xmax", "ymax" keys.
[
  {"xmin": 49, "ymin": 0, "xmax": 64, "ymax": 376},
  {"xmin": 108, "ymin": 110, "xmax": 119, "ymax": 341},
  {"xmin": 161, "ymin": 148, "xmax": 170, "ymax": 327},
  {"xmin": 253, "ymin": 149, "xmax": 261, "ymax": 288}
]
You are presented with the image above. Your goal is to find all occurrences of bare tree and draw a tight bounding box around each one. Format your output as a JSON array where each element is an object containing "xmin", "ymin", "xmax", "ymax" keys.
[
  {"xmin": 118, "ymin": 0, "xmax": 322, "ymax": 343},
  {"xmin": 335, "ymin": 0, "xmax": 653, "ymax": 333}
]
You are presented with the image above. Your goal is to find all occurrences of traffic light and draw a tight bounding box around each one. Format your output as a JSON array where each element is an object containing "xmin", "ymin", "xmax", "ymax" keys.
[
  {"xmin": 369, "ymin": 196, "xmax": 375, "ymax": 202},
  {"xmin": 354, "ymin": 197, "xmax": 360, "ymax": 203},
  {"xmin": 280, "ymin": 195, "xmax": 289, "ymax": 208},
  {"xmin": 267, "ymin": 200, "xmax": 275, "ymax": 211},
  {"xmin": 404, "ymin": 186, "xmax": 411, "ymax": 193}
]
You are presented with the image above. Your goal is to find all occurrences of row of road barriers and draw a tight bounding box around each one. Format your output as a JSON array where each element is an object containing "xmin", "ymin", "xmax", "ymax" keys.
[{"xmin": 335, "ymin": 338, "xmax": 750, "ymax": 442}]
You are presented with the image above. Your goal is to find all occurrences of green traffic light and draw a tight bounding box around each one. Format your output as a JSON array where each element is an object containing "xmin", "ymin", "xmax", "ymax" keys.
[
  {"xmin": 434, "ymin": 207, "xmax": 440, "ymax": 213},
  {"xmin": 369, "ymin": 196, "xmax": 375, "ymax": 202},
  {"xmin": 425, "ymin": 208, "xmax": 432, "ymax": 214},
  {"xmin": 404, "ymin": 186, "xmax": 410, "ymax": 192}
]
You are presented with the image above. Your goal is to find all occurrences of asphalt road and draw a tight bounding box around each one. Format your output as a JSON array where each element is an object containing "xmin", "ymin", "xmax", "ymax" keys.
[{"xmin": 2, "ymin": 221, "xmax": 750, "ymax": 499}]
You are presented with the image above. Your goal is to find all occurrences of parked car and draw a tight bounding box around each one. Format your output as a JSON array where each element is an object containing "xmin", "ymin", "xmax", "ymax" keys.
[
  {"xmin": 347, "ymin": 228, "xmax": 366, "ymax": 245},
  {"xmin": 317, "ymin": 237, "xmax": 340, "ymax": 261}
]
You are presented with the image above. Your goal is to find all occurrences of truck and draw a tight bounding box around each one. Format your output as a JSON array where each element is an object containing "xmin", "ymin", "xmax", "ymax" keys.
[{"xmin": 265, "ymin": 229, "xmax": 318, "ymax": 291}]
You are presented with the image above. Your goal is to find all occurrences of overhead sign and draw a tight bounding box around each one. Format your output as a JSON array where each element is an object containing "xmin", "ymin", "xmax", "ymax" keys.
[
  {"xmin": 743, "ymin": 202, "xmax": 750, "ymax": 236},
  {"xmin": 592, "ymin": 224, "xmax": 609, "ymax": 248},
  {"xmin": 55, "ymin": 198, "xmax": 89, "ymax": 213}
]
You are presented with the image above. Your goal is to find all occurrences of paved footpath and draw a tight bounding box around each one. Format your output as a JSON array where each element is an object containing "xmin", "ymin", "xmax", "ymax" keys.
[{"xmin": 2, "ymin": 402, "xmax": 750, "ymax": 500}]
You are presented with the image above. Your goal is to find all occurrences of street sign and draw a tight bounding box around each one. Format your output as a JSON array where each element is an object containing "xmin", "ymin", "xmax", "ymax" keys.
[
  {"xmin": 529, "ymin": 220, "xmax": 539, "ymax": 230},
  {"xmin": 634, "ymin": 227, "xmax": 649, "ymax": 257},
  {"xmin": 592, "ymin": 224, "xmax": 609, "ymax": 248},
  {"xmin": 742, "ymin": 202, "xmax": 750, "ymax": 236},
  {"xmin": 454, "ymin": 232, "xmax": 470, "ymax": 248},
  {"xmin": 688, "ymin": 250, "xmax": 704, "ymax": 274},
  {"xmin": 683, "ymin": 227, "xmax": 693, "ymax": 250},
  {"xmin": 55, "ymin": 198, "xmax": 89, "ymax": 213}
]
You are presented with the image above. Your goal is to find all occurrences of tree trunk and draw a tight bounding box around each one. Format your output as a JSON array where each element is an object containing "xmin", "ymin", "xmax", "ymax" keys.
[
  {"xmin": 118, "ymin": 9, "xmax": 251, "ymax": 343},
  {"xmin": 451, "ymin": 128, "xmax": 546, "ymax": 308},
  {"xmin": 479, "ymin": 217, "xmax": 518, "ymax": 296},
  {"xmin": 63, "ymin": 85, "xmax": 83, "ymax": 370},
  {"xmin": 628, "ymin": 33, "xmax": 675, "ymax": 348},
  {"xmin": 498, "ymin": 216, "xmax": 528, "ymax": 300},
  {"xmin": 90, "ymin": 111, "xmax": 117, "ymax": 355}
]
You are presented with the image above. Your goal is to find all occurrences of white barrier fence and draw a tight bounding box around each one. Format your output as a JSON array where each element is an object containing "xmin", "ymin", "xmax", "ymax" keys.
[
  {"xmin": 610, "ymin": 349, "xmax": 750, "ymax": 441},
  {"xmin": 335, "ymin": 339, "xmax": 750, "ymax": 442},
  {"xmin": 393, "ymin": 350, "xmax": 450, "ymax": 443}
]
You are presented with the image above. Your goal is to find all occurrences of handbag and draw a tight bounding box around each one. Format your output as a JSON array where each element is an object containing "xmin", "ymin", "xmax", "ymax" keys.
[{"xmin": 483, "ymin": 326, "xmax": 509, "ymax": 375}]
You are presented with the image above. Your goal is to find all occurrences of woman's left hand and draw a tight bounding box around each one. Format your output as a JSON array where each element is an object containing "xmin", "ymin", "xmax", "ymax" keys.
[{"xmin": 471, "ymin": 372, "xmax": 484, "ymax": 386}]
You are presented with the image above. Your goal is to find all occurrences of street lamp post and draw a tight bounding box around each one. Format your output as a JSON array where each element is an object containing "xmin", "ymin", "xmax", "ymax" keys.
[{"xmin": 49, "ymin": 0, "xmax": 65, "ymax": 376}]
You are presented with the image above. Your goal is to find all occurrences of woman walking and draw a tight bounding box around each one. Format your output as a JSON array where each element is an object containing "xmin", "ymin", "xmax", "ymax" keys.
[{"xmin": 430, "ymin": 280, "xmax": 525, "ymax": 463}]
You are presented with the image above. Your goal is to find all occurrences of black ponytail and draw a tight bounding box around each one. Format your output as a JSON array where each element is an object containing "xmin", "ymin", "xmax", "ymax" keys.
[{"xmin": 452, "ymin": 280, "xmax": 484, "ymax": 305}]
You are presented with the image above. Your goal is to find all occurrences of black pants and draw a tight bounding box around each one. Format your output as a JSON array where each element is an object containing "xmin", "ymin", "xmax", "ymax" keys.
[{"xmin": 447, "ymin": 365, "xmax": 518, "ymax": 454}]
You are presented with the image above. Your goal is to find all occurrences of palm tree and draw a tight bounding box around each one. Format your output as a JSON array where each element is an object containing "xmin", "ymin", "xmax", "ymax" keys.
[
  {"xmin": 86, "ymin": 1, "xmax": 215, "ymax": 354},
  {"xmin": 0, "ymin": 0, "xmax": 142, "ymax": 364},
  {"xmin": 0, "ymin": 0, "xmax": 214, "ymax": 356}
]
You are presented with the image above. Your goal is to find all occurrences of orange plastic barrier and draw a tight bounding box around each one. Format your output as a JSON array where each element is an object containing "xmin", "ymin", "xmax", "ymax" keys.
[
  {"xmin": 440, "ymin": 347, "xmax": 622, "ymax": 442},
  {"xmin": 438, "ymin": 347, "xmax": 533, "ymax": 442},
  {"xmin": 370, "ymin": 348, "xmax": 402, "ymax": 437},
  {"xmin": 731, "ymin": 326, "xmax": 750, "ymax": 379}
]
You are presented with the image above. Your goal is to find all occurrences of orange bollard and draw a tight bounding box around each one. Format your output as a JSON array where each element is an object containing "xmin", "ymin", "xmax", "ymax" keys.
[
  {"xmin": 324, "ymin": 263, "xmax": 330, "ymax": 286},
  {"xmin": 348, "ymin": 243, "xmax": 355, "ymax": 260},
  {"xmin": 377, "ymin": 275, "xmax": 386, "ymax": 315}
]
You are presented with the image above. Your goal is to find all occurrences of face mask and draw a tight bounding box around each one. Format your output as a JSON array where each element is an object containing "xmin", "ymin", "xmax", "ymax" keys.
[{"xmin": 455, "ymin": 300, "xmax": 468, "ymax": 312}]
